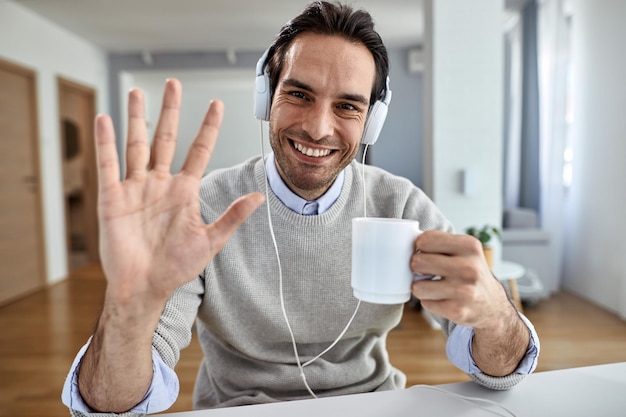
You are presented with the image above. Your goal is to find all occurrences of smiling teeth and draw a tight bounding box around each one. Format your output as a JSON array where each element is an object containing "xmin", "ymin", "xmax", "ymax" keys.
[{"xmin": 294, "ymin": 142, "xmax": 331, "ymax": 157}]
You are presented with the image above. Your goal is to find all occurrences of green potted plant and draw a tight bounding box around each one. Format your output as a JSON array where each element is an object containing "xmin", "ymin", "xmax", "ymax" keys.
[{"xmin": 465, "ymin": 225, "xmax": 501, "ymax": 268}]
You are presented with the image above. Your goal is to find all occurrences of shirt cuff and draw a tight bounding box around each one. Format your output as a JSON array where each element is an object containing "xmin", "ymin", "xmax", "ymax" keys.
[
  {"xmin": 446, "ymin": 312, "xmax": 540, "ymax": 375},
  {"xmin": 62, "ymin": 338, "xmax": 180, "ymax": 414}
]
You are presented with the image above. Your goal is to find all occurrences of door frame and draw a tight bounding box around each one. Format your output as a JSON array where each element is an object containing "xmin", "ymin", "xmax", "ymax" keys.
[
  {"xmin": 57, "ymin": 77, "xmax": 99, "ymax": 272},
  {"xmin": 0, "ymin": 58, "xmax": 47, "ymax": 305}
]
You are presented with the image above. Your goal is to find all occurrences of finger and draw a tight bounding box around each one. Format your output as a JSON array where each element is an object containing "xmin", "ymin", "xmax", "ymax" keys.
[
  {"xmin": 180, "ymin": 99, "xmax": 224, "ymax": 179},
  {"xmin": 414, "ymin": 282, "xmax": 491, "ymax": 327},
  {"xmin": 411, "ymin": 248, "xmax": 449, "ymax": 278},
  {"xmin": 418, "ymin": 298, "xmax": 461, "ymax": 322},
  {"xmin": 412, "ymin": 248, "xmax": 485, "ymax": 286},
  {"xmin": 416, "ymin": 230, "xmax": 481, "ymax": 257},
  {"xmin": 150, "ymin": 78, "xmax": 182, "ymax": 173},
  {"xmin": 206, "ymin": 192, "xmax": 265, "ymax": 249},
  {"xmin": 125, "ymin": 88, "xmax": 150, "ymax": 178},
  {"xmin": 412, "ymin": 278, "xmax": 452, "ymax": 301},
  {"xmin": 94, "ymin": 114, "xmax": 121, "ymax": 192}
]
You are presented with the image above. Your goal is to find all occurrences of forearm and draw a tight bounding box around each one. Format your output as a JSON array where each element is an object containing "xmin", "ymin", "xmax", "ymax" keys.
[
  {"xmin": 78, "ymin": 291, "xmax": 166, "ymax": 413},
  {"xmin": 471, "ymin": 306, "xmax": 530, "ymax": 377}
]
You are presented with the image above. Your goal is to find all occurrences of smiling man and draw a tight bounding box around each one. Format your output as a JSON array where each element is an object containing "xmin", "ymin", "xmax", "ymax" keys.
[
  {"xmin": 269, "ymin": 32, "xmax": 374, "ymax": 200},
  {"xmin": 63, "ymin": 2, "xmax": 539, "ymax": 416}
]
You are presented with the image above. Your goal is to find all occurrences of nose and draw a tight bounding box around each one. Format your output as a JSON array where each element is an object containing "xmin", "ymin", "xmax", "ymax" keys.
[{"xmin": 302, "ymin": 102, "xmax": 335, "ymax": 141}]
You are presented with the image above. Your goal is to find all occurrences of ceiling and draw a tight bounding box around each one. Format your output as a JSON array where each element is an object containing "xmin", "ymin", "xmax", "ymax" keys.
[{"xmin": 12, "ymin": 0, "xmax": 425, "ymax": 54}]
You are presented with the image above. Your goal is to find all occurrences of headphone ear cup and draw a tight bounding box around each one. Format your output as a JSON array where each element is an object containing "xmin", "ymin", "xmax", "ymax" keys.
[
  {"xmin": 254, "ymin": 73, "xmax": 271, "ymax": 121},
  {"xmin": 361, "ymin": 100, "xmax": 388, "ymax": 145}
]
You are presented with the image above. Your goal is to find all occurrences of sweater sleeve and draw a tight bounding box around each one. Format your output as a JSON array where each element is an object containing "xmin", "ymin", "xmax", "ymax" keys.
[{"xmin": 152, "ymin": 277, "xmax": 205, "ymax": 368}]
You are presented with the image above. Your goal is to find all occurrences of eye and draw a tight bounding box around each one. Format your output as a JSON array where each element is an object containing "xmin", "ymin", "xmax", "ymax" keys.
[
  {"xmin": 289, "ymin": 90, "xmax": 308, "ymax": 100},
  {"xmin": 338, "ymin": 103, "xmax": 358, "ymax": 111}
]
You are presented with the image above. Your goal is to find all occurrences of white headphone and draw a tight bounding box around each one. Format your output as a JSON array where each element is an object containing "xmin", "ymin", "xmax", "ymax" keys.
[{"xmin": 254, "ymin": 48, "xmax": 392, "ymax": 145}]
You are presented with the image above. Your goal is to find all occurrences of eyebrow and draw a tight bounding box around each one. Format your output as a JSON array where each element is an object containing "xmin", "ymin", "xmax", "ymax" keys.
[{"xmin": 281, "ymin": 78, "xmax": 370, "ymax": 107}]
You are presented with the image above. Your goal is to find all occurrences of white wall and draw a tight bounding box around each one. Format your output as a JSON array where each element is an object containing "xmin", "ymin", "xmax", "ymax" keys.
[
  {"xmin": 0, "ymin": 2, "xmax": 109, "ymax": 284},
  {"xmin": 423, "ymin": 0, "xmax": 504, "ymax": 233},
  {"xmin": 119, "ymin": 69, "xmax": 268, "ymax": 177},
  {"xmin": 562, "ymin": 0, "xmax": 626, "ymax": 318}
]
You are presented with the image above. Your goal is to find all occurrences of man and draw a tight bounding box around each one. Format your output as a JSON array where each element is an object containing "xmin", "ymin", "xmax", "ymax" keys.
[{"xmin": 63, "ymin": 1, "xmax": 539, "ymax": 415}]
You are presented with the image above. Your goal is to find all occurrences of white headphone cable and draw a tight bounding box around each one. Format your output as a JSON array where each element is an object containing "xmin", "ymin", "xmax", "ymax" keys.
[
  {"xmin": 361, "ymin": 144, "xmax": 369, "ymax": 218},
  {"xmin": 259, "ymin": 123, "xmax": 316, "ymax": 397},
  {"xmin": 302, "ymin": 144, "xmax": 369, "ymax": 367},
  {"xmin": 412, "ymin": 385, "xmax": 518, "ymax": 417},
  {"xmin": 259, "ymin": 122, "xmax": 365, "ymax": 398}
]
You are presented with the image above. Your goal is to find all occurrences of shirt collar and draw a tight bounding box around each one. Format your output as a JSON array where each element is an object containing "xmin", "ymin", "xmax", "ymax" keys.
[{"xmin": 265, "ymin": 153, "xmax": 344, "ymax": 215}]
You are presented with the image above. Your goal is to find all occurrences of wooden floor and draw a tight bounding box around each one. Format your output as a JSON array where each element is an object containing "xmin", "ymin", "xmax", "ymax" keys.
[{"xmin": 1, "ymin": 263, "xmax": 626, "ymax": 416}]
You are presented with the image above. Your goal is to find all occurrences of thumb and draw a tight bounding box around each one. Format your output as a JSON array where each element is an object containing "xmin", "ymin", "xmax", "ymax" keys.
[{"xmin": 207, "ymin": 192, "xmax": 265, "ymax": 248}]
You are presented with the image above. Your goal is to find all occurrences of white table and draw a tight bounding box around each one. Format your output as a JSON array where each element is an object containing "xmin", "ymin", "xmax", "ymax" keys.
[
  {"xmin": 160, "ymin": 362, "xmax": 626, "ymax": 417},
  {"xmin": 492, "ymin": 260, "xmax": 525, "ymax": 312}
]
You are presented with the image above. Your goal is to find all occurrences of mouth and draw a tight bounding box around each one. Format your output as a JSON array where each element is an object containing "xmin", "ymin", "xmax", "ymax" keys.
[{"xmin": 292, "ymin": 141, "xmax": 333, "ymax": 158}]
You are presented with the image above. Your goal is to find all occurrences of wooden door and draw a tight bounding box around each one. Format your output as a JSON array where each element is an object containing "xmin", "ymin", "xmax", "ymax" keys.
[
  {"xmin": 0, "ymin": 59, "xmax": 46, "ymax": 305},
  {"xmin": 58, "ymin": 78, "xmax": 99, "ymax": 272}
]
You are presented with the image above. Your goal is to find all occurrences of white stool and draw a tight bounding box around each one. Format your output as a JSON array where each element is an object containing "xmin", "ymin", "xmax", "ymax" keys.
[{"xmin": 492, "ymin": 260, "xmax": 525, "ymax": 312}]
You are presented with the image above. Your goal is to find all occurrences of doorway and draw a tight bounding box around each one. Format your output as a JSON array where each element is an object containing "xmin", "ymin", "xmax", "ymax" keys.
[
  {"xmin": 0, "ymin": 58, "xmax": 47, "ymax": 305},
  {"xmin": 58, "ymin": 77, "xmax": 99, "ymax": 272}
]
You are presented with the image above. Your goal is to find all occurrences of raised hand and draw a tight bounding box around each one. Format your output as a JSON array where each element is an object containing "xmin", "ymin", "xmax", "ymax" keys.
[
  {"xmin": 79, "ymin": 79, "xmax": 264, "ymax": 413},
  {"xmin": 95, "ymin": 79, "xmax": 264, "ymax": 306}
]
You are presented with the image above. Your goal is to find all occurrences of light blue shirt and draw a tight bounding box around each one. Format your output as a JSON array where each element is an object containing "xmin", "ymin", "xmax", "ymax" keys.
[{"xmin": 62, "ymin": 155, "xmax": 539, "ymax": 413}]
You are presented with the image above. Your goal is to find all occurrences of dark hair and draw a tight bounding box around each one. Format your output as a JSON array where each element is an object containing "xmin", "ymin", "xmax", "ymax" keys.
[{"xmin": 265, "ymin": 0, "xmax": 389, "ymax": 107}]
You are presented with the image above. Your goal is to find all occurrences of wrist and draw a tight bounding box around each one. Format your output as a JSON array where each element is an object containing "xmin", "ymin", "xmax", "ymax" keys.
[
  {"xmin": 472, "ymin": 309, "xmax": 530, "ymax": 376},
  {"xmin": 100, "ymin": 287, "xmax": 166, "ymax": 337},
  {"xmin": 475, "ymin": 302, "xmax": 519, "ymax": 335}
]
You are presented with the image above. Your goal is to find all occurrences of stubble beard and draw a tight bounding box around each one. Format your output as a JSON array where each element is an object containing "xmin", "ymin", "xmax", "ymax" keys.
[{"xmin": 269, "ymin": 125, "xmax": 356, "ymax": 199}]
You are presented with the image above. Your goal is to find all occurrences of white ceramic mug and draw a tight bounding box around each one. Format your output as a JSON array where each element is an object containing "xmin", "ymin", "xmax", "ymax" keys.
[{"xmin": 351, "ymin": 217, "xmax": 431, "ymax": 304}]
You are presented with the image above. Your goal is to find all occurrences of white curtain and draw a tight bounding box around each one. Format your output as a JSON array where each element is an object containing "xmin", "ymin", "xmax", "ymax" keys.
[
  {"xmin": 536, "ymin": 0, "xmax": 572, "ymax": 290},
  {"xmin": 503, "ymin": 11, "xmax": 523, "ymax": 210},
  {"xmin": 503, "ymin": 0, "xmax": 571, "ymax": 291},
  {"xmin": 503, "ymin": 0, "xmax": 541, "ymax": 214}
]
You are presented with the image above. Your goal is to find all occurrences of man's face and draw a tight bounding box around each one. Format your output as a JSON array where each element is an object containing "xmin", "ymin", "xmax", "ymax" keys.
[{"xmin": 269, "ymin": 33, "xmax": 376, "ymax": 201}]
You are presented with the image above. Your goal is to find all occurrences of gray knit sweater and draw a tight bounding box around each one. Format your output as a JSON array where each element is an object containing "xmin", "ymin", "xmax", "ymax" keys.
[{"xmin": 70, "ymin": 156, "xmax": 526, "ymax": 417}]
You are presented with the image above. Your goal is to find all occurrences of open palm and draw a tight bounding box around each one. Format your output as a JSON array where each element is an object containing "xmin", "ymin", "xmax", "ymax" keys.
[{"xmin": 95, "ymin": 79, "xmax": 264, "ymax": 305}]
